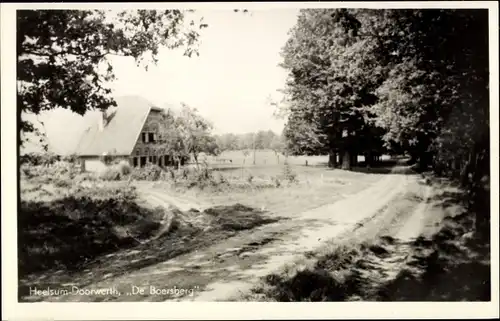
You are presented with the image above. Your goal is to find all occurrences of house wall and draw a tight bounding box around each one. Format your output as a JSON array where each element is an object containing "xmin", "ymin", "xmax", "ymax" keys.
[
  {"xmin": 130, "ymin": 109, "xmax": 179, "ymax": 168},
  {"xmin": 82, "ymin": 157, "xmax": 107, "ymax": 173}
]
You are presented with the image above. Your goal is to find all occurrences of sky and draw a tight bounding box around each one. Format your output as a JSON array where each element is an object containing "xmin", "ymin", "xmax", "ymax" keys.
[{"xmin": 27, "ymin": 9, "xmax": 300, "ymax": 154}]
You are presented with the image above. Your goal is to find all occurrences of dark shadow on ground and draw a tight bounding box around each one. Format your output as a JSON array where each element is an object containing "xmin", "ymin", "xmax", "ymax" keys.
[
  {"xmin": 317, "ymin": 158, "xmax": 416, "ymax": 175},
  {"xmin": 18, "ymin": 200, "xmax": 280, "ymax": 301},
  {"xmin": 249, "ymin": 187, "xmax": 490, "ymax": 302},
  {"xmin": 378, "ymin": 220, "xmax": 491, "ymax": 301}
]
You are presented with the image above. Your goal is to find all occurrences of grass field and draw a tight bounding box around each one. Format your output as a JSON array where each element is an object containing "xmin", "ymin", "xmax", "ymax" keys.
[
  {"xmin": 147, "ymin": 150, "xmax": 387, "ymax": 219},
  {"xmin": 18, "ymin": 150, "xmax": 390, "ymax": 301},
  {"xmin": 198, "ymin": 149, "xmax": 377, "ymax": 167}
]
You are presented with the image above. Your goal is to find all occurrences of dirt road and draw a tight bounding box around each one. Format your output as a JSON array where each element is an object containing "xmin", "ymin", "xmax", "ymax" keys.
[{"xmin": 43, "ymin": 162, "xmax": 447, "ymax": 302}]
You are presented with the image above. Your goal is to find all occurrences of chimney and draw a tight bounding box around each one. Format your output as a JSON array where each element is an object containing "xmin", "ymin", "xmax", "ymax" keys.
[{"xmin": 98, "ymin": 112, "xmax": 106, "ymax": 132}]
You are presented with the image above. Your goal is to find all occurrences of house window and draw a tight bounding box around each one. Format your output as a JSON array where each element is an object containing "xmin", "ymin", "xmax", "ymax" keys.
[
  {"xmin": 152, "ymin": 156, "xmax": 157, "ymax": 164},
  {"xmin": 148, "ymin": 132, "xmax": 155, "ymax": 143},
  {"xmin": 149, "ymin": 156, "xmax": 153, "ymax": 163},
  {"xmin": 133, "ymin": 157, "xmax": 138, "ymax": 167},
  {"xmin": 142, "ymin": 132, "xmax": 147, "ymax": 143},
  {"xmin": 140, "ymin": 156, "xmax": 147, "ymax": 167},
  {"xmin": 135, "ymin": 148, "xmax": 141, "ymax": 156},
  {"xmin": 145, "ymin": 148, "xmax": 149, "ymax": 156}
]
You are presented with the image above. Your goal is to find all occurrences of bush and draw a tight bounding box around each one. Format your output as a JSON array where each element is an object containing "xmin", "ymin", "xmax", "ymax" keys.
[
  {"xmin": 130, "ymin": 164, "xmax": 163, "ymax": 181},
  {"xmin": 181, "ymin": 167, "xmax": 191, "ymax": 179},
  {"xmin": 100, "ymin": 167, "xmax": 122, "ymax": 181},
  {"xmin": 20, "ymin": 152, "xmax": 60, "ymax": 166},
  {"xmin": 61, "ymin": 154, "xmax": 78, "ymax": 164},
  {"xmin": 168, "ymin": 167, "xmax": 176, "ymax": 180},
  {"xmin": 273, "ymin": 176, "xmax": 282, "ymax": 188},
  {"xmin": 247, "ymin": 174, "xmax": 254, "ymax": 184},
  {"xmin": 218, "ymin": 173, "xmax": 228, "ymax": 185},
  {"xmin": 22, "ymin": 161, "xmax": 80, "ymax": 186},
  {"xmin": 18, "ymin": 194, "xmax": 162, "ymax": 276},
  {"xmin": 283, "ymin": 162, "xmax": 298, "ymax": 183},
  {"xmin": 116, "ymin": 161, "xmax": 132, "ymax": 176}
]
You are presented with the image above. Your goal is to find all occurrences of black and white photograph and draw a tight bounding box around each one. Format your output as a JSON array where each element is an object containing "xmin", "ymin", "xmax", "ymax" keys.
[{"xmin": 1, "ymin": 1, "xmax": 499, "ymax": 319}]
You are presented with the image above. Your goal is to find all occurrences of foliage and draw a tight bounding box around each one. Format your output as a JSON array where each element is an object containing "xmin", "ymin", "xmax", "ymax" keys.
[
  {"xmin": 20, "ymin": 152, "xmax": 60, "ymax": 166},
  {"xmin": 282, "ymin": 162, "xmax": 298, "ymax": 183},
  {"xmin": 116, "ymin": 160, "xmax": 132, "ymax": 176},
  {"xmin": 61, "ymin": 153, "xmax": 78, "ymax": 164},
  {"xmin": 279, "ymin": 8, "xmax": 490, "ymax": 231},
  {"xmin": 279, "ymin": 9, "xmax": 386, "ymax": 168},
  {"xmin": 99, "ymin": 166, "xmax": 122, "ymax": 181},
  {"xmin": 157, "ymin": 104, "xmax": 219, "ymax": 167},
  {"xmin": 213, "ymin": 131, "xmax": 285, "ymax": 152},
  {"xmin": 17, "ymin": 9, "xmax": 208, "ymax": 147},
  {"xmin": 18, "ymin": 194, "xmax": 164, "ymax": 275},
  {"xmin": 272, "ymin": 176, "xmax": 282, "ymax": 188},
  {"xmin": 130, "ymin": 163, "xmax": 164, "ymax": 181}
]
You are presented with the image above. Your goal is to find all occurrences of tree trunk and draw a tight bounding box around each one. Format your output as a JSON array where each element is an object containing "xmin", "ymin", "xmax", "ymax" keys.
[
  {"xmin": 341, "ymin": 150, "xmax": 351, "ymax": 170},
  {"xmin": 365, "ymin": 151, "xmax": 373, "ymax": 168},
  {"xmin": 352, "ymin": 153, "xmax": 358, "ymax": 167},
  {"xmin": 328, "ymin": 151, "xmax": 337, "ymax": 168}
]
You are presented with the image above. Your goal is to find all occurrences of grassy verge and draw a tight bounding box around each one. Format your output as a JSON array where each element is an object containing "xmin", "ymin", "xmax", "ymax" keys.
[
  {"xmin": 19, "ymin": 162, "xmax": 281, "ymax": 301},
  {"xmin": 243, "ymin": 182, "xmax": 490, "ymax": 302}
]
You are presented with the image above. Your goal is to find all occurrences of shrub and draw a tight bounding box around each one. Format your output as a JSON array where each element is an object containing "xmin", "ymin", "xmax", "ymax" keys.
[
  {"xmin": 218, "ymin": 173, "xmax": 228, "ymax": 185},
  {"xmin": 130, "ymin": 164, "xmax": 163, "ymax": 181},
  {"xmin": 167, "ymin": 167, "xmax": 177, "ymax": 181},
  {"xmin": 198, "ymin": 164, "xmax": 213, "ymax": 181},
  {"xmin": 53, "ymin": 178, "xmax": 72, "ymax": 188},
  {"xmin": 247, "ymin": 174, "xmax": 254, "ymax": 184},
  {"xmin": 273, "ymin": 176, "xmax": 282, "ymax": 188},
  {"xmin": 61, "ymin": 154, "xmax": 78, "ymax": 164},
  {"xmin": 20, "ymin": 152, "xmax": 60, "ymax": 166},
  {"xmin": 181, "ymin": 167, "xmax": 191, "ymax": 179},
  {"xmin": 100, "ymin": 167, "xmax": 122, "ymax": 181},
  {"xmin": 283, "ymin": 162, "xmax": 298, "ymax": 183},
  {"xmin": 18, "ymin": 194, "xmax": 161, "ymax": 276},
  {"xmin": 116, "ymin": 161, "xmax": 132, "ymax": 176}
]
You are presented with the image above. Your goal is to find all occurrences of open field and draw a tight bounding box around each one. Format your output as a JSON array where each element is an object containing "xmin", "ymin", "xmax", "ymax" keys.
[
  {"xmin": 18, "ymin": 152, "xmax": 387, "ymax": 301},
  {"xmin": 35, "ymin": 158, "xmax": 491, "ymax": 303},
  {"xmin": 18, "ymin": 152, "xmax": 489, "ymax": 303},
  {"xmin": 142, "ymin": 162, "xmax": 384, "ymax": 219},
  {"xmin": 198, "ymin": 149, "xmax": 390, "ymax": 167}
]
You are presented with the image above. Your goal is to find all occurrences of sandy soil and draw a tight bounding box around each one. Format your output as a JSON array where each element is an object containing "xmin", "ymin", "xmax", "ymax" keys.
[{"xmin": 40, "ymin": 160, "xmax": 447, "ymax": 303}]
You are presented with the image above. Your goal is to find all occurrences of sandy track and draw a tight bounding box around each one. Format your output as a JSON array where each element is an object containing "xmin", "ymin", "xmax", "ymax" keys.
[
  {"xmin": 47, "ymin": 164, "xmax": 435, "ymax": 302},
  {"xmin": 184, "ymin": 171, "xmax": 411, "ymax": 301}
]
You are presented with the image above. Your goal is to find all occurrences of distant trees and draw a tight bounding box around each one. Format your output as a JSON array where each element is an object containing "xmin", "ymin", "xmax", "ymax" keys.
[{"xmin": 214, "ymin": 130, "xmax": 283, "ymax": 152}]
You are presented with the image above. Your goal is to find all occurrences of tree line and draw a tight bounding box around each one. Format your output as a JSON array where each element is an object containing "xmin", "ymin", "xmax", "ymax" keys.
[
  {"xmin": 213, "ymin": 130, "xmax": 285, "ymax": 153},
  {"xmin": 278, "ymin": 9, "xmax": 490, "ymax": 234},
  {"xmin": 17, "ymin": 9, "xmax": 491, "ymax": 234}
]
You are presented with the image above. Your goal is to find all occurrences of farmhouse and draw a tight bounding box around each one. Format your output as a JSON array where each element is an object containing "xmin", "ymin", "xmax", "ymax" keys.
[{"xmin": 74, "ymin": 95, "xmax": 184, "ymax": 172}]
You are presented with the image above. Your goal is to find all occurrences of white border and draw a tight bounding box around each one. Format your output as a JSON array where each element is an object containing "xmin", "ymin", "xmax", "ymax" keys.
[{"xmin": 2, "ymin": 2, "xmax": 498, "ymax": 320}]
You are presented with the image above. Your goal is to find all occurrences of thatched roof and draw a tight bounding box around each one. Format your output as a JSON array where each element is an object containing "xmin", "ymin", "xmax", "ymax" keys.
[{"xmin": 74, "ymin": 95, "xmax": 161, "ymax": 156}]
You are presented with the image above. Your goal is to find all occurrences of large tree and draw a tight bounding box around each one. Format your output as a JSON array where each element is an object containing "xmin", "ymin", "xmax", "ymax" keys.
[
  {"xmin": 280, "ymin": 9, "xmax": 385, "ymax": 169},
  {"xmin": 158, "ymin": 103, "xmax": 218, "ymax": 169},
  {"xmin": 280, "ymin": 8, "xmax": 490, "ymax": 234},
  {"xmin": 17, "ymin": 9, "xmax": 208, "ymax": 146}
]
